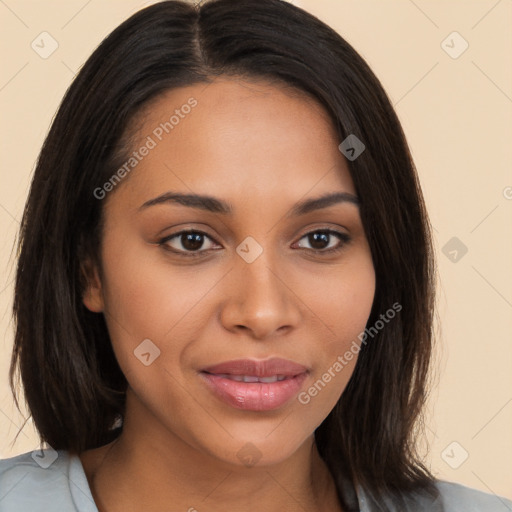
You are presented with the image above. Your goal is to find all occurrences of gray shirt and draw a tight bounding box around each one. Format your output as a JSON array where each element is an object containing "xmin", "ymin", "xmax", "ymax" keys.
[{"xmin": 1, "ymin": 450, "xmax": 511, "ymax": 511}]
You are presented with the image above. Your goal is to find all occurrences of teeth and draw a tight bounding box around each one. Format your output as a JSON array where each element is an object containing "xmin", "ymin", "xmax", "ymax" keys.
[
  {"xmin": 243, "ymin": 375, "xmax": 260, "ymax": 383},
  {"xmin": 216, "ymin": 374, "xmax": 289, "ymax": 383},
  {"xmin": 259, "ymin": 375, "xmax": 278, "ymax": 383}
]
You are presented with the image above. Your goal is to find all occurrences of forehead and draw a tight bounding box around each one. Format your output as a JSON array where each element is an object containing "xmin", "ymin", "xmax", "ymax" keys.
[{"xmin": 110, "ymin": 78, "xmax": 355, "ymax": 210}]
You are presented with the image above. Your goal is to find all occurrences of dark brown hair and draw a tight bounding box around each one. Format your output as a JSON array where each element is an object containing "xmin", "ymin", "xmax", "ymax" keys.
[{"xmin": 10, "ymin": 0, "xmax": 438, "ymax": 508}]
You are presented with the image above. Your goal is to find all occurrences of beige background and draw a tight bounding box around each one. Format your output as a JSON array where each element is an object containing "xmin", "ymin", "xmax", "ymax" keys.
[{"xmin": 1, "ymin": 0, "xmax": 511, "ymax": 502}]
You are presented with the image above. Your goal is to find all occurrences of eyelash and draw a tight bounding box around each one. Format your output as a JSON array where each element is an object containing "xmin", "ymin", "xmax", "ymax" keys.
[{"xmin": 158, "ymin": 229, "xmax": 351, "ymax": 258}]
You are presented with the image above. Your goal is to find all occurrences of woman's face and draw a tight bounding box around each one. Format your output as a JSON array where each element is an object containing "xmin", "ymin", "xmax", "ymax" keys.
[{"xmin": 84, "ymin": 78, "xmax": 375, "ymax": 466}]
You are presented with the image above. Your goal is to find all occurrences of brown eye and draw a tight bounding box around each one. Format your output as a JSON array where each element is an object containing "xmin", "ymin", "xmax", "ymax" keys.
[
  {"xmin": 160, "ymin": 230, "xmax": 218, "ymax": 254},
  {"xmin": 295, "ymin": 230, "xmax": 350, "ymax": 253},
  {"xmin": 180, "ymin": 232, "xmax": 206, "ymax": 251}
]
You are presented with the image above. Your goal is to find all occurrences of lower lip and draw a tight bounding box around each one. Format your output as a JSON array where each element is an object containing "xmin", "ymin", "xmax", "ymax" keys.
[{"xmin": 200, "ymin": 372, "xmax": 308, "ymax": 411}]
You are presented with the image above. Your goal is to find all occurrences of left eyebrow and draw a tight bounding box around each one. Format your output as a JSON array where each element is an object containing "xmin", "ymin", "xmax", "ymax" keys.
[{"xmin": 288, "ymin": 192, "xmax": 360, "ymax": 217}]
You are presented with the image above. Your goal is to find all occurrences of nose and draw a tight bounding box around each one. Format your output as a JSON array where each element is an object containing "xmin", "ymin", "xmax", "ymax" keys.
[{"xmin": 220, "ymin": 254, "xmax": 302, "ymax": 340}]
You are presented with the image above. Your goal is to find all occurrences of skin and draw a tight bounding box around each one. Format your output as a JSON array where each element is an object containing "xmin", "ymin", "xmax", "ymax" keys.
[{"xmin": 80, "ymin": 78, "xmax": 376, "ymax": 512}]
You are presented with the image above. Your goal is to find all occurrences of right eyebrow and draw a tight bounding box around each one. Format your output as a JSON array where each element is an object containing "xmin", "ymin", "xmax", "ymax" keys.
[{"xmin": 139, "ymin": 192, "xmax": 233, "ymax": 214}]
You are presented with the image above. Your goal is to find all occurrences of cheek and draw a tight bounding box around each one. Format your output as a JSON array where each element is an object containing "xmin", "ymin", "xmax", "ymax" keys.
[
  {"xmin": 296, "ymin": 252, "xmax": 375, "ymax": 412},
  {"xmin": 306, "ymin": 248, "xmax": 376, "ymax": 346},
  {"xmin": 99, "ymin": 234, "xmax": 219, "ymax": 337},
  {"xmin": 96, "ymin": 242, "xmax": 220, "ymax": 429}
]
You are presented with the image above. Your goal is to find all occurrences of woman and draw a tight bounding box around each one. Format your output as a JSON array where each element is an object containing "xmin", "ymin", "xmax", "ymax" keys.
[{"xmin": 1, "ymin": 1, "xmax": 510, "ymax": 510}]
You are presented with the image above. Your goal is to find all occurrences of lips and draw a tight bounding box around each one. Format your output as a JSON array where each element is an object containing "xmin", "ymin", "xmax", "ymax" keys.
[
  {"xmin": 201, "ymin": 358, "xmax": 309, "ymax": 377},
  {"xmin": 212, "ymin": 374, "xmax": 288, "ymax": 383},
  {"xmin": 199, "ymin": 358, "xmax": 309, "ymax": 411}
]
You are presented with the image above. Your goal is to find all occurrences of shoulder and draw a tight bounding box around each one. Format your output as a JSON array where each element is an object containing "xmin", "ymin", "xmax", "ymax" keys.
[
  {"xmin": 0, "ymin": 449, "xmax": 97, "ymax": 512},
  {"xmin": 357, "ymin": 479, "xmax": 512, "ymax": 511},
  {"xmin": 435, "ymin": 480, "xmax": 512, "ymax": 511}
]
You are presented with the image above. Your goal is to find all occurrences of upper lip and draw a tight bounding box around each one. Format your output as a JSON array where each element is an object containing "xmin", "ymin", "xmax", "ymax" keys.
[{"xmin": 201, "ymin": 358, "xmax": 309, "ymax": 377}]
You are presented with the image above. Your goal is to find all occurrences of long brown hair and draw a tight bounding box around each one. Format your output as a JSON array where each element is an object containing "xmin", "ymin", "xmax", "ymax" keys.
[{"xmin": 10, "ymin": 0, "xmax": 438, "ymax": 508}]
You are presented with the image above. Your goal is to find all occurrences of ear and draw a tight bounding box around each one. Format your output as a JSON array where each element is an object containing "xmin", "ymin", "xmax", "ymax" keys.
[{"xmin": 81, "ymin": 258, "xmax": 104, "ymax": 313}]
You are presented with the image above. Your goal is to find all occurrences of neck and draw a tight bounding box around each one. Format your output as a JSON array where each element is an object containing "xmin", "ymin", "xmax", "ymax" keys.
[{"xmin": 81, "ymin": 393, "xmax": 342, "ymax": 512}]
